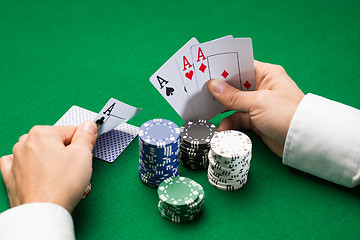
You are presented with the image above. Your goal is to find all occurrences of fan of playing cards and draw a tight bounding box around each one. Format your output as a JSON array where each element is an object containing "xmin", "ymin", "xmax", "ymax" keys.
[{"xmin": 150, "ymin": 36, "xmax": 256, "ymax": 121}]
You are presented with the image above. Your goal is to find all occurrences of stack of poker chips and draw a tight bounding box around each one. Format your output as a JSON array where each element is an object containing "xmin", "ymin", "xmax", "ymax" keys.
[
  {"xmin": 179, "ymin": 120, "xmax": 218, "ymax": 170},
  {"xmin": 207, "ymin": 130, "xmax": 252, "ymax": 191},
  {"xmin": 138, "ymin": 119, "xmax": 181, "ymax": 188},
  {"xmin": 157, "ymin": 176, "xmax": 205, "ymax": 223}
]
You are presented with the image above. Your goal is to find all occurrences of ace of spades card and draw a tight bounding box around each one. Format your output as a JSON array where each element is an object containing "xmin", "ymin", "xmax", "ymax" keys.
[
  {"xmin": 55, "ymin": 105, "xmax": 139, "ymax": 163},
  {"xmin": 94, "ymin": 98, "xmax": 142, "ymax": 136},
  {"xmin": 149, "ymin": 38, "xmax": 199, "ymax": 122}
]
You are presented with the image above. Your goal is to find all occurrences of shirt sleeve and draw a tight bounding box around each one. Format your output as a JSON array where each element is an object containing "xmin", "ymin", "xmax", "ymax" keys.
[
  {"xmin": 283, "ymin": 93, "xmax": 360, "ymax": 188},
  {"xmin": 0, "ymin": 202, "xmax": 75, "ymax": 240}
]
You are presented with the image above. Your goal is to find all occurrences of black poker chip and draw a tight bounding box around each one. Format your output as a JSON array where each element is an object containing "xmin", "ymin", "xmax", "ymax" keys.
[
  {"xmin": 179, "ymin": 120, "xmax": 217, "ymax": 170},
  {"xmin": 180, "ymin": 120, "xmax": 218, "ymax": 146}
]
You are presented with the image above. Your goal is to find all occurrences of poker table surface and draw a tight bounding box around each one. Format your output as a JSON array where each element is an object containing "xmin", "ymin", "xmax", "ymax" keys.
[{"xmin": 1, "ymin": 0, "xmax": 360, "ymax": 239}]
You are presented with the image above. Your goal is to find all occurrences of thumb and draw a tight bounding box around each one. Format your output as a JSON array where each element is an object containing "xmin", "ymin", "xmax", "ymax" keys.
[
  {"xmin": 71, "ymin": 121, "xmax": 98, "ymax": 151},
  {"xmin": 208, "ymin": 79, "xmax": 256, "ymax": 112}
]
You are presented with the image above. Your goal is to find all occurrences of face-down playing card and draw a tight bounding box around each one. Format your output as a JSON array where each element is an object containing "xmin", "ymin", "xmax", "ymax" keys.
[
  {"xmin": 190, "ymin": 38, "xmax": 255, "ymax": 120},
  {"xmin": 55, "ymin": 105, "xmax": 139, "ymax": 163}
]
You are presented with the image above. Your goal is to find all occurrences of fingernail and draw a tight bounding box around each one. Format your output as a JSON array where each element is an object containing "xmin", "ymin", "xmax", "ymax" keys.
[
  {"xmin": 210, "ymin": 79, "xmax": 226, "ymax": 94},
  {"xmin": 79, "ymin": 121, "xmax": 98, "ymax": 135}
]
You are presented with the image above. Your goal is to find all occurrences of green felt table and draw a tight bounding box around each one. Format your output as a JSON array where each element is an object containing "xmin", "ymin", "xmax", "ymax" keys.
[{"xmin": 1, "ymin": 0, "xmax": 360, "ymax": 239}]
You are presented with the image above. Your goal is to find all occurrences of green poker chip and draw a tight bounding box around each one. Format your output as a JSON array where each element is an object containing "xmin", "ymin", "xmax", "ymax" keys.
[
  {"xmin": 157, "ymin": 176, "xmax": 205, "ymax": 223},
  {"xmin": 158, "ymin": 176, "xmax": 200, "ymax": 207}
]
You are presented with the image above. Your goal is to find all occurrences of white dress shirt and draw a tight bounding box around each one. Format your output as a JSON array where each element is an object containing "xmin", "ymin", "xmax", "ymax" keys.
[
  {"xmin": 283, "ymin": 93, "xmax": 360, "ymax": 188},
  {"xmin": 0, "ymin": 202, "xmax": 75, "ymax": 239}
]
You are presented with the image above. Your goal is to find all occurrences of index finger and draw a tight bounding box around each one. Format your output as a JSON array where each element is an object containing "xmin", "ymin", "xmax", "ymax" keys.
[
  {"xmin": 254, "ymin": 60, "xmax": 272, "ymax": 89},
  {"xmin": 26, "ymin": 125, "xmax": 78, "ymax": 147}
]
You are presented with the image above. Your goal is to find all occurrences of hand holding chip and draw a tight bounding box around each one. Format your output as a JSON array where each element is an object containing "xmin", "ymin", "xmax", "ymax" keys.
[{"xmin": 208, "ymin": 60, "xmax": 305, "ymax": 157}]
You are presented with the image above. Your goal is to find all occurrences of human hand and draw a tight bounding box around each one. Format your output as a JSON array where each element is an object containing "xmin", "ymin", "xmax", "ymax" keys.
[
  {"xmin": 0, "ymin": 121, "xmax": 97, "ymax": 213},
  {"xmin": 208, "ymin": 60, "xmax": 305, "ymax": 157}
]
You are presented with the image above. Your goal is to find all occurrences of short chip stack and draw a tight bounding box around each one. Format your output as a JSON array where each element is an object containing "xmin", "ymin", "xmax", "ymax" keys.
[
  {"xmin": 81, "ymin": 182, "xmax": 91, "ymax": 200},
  {"xmin": 157, "ymin": 176, "xmax": 205, "ymax": 223},
  {"xmin": 207, "ymin": 130, "xmax": 252, "ymax": 191},
  {"xmin": 179, "ymin": 120, "xmax": 218, "ymax": 169},
  {"xmin": 138, "ymin": 119, "xmax": 180, "ymax": 188}
]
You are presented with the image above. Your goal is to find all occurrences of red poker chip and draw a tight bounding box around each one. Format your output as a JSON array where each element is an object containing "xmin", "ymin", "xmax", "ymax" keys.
[{"xmin": 82, "ymin": 182, "xmax": 91, "ymax": 200}]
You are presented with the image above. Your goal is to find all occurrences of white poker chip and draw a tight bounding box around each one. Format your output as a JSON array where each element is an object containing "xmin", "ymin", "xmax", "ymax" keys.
[
  {"xmin": 210, "ymin": 130, "xmax": 252, "ymax": 160},
  {"xmin": 207, "ymin": 130, "xmax": 252, "ymax": 191}
]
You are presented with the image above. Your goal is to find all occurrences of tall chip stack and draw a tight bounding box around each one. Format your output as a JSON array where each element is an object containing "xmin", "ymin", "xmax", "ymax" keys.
[
  {"xmin": 138, "ymin": 119, "xmax": 180, "ymax": 188},
  {"xmin": 207, "ymin": 130, "xmax": 252, "ymax": 191},
  {"xmin": 179, "ymin": 120, "xmax": 218, "ymax": 170}
]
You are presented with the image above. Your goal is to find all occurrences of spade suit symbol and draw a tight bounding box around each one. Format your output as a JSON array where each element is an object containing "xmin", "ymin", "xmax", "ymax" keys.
[
  {"xmin": 166, "ymin": 87, "xmax": 174, "ymax": 96},
  {"xmin": 96, "ymin": 117, "xmax": 105, "ymax": 126}
]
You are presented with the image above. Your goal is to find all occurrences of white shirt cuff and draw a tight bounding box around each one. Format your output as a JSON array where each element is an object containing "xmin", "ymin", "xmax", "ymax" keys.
[
  {"xmin": 283, "ymin": 93, "xmax": 360, "ymax": 188},
  {"xmin": 0, "ymin": 202, "xmax": 75, "ymax": 240}
]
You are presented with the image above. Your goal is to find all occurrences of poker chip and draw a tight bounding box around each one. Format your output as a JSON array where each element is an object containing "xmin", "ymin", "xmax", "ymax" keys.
[
  {"xmin": 139, "ymin": 119, "xmax": 180, "ymax": 147},
  {"xmin": 178, "ymin": 120, "xmax": 217, "ymax": 170},
  {"xmin": 157, "ymin": 176, "xmax": 205, "ymax": 223},
  {"xmin": 81, "ymin": 182, "xmax": 91, "ymax": 200},
  {"xmin": 138, "ymin": 119, "xmax": 180, "ymax": 188},
  {"xmin": 207, "ymin": 130, "xmax": 252, "ymax": 191},
  {"xmin": 210, "ymin": 130, "xmax": 252, "ymax": 161}
]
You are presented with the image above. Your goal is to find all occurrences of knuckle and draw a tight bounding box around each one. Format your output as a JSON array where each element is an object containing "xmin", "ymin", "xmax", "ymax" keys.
[
  {"xmin": 29, "ymin": 125, "xmax": 52, "ymax": 139},
  {"xmin": 273, "ymin": 64, "xmax": 285, "ymax": 73},
  {"xmin": 18, "ymin": 134, "xmax": 28, "ymax": 142},
  {"xmin": 12, "ymin": 142, "xmax": 22, "ymax": 154},
  {"xmin": 257, "ymin": 63, "xmax": 274, "ymax": 79},
  {"xmin": 29, "ymin": 125, "xmax": 43, "ymax": 135},
  {"xmin": 259, "ymin": 64, "xmax": 286, "ymax": 84},
  {"xmin": 261, "ymin": 67, "xmax": 271, "ymax": 78}
]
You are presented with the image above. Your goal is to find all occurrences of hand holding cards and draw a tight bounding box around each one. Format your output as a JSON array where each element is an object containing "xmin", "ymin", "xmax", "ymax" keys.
[
  {"xmin": 56, "ymin": 98, "xmax": 141, "ymax": 163},
  {"xmin": 150, "ymin": 36, "xmax": 255, "ymax": 121}
]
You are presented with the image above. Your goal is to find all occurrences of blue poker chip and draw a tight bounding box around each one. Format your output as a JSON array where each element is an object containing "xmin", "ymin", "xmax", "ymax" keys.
[
  {"xmin": 140, "ymin": 160, "xmax": 178, "ymax": 171},
  {"xmin": 138, "ymin": 167, "xmax": 180, "ymax": 186},
  {"xmin": 138, "ymin": 174, "xmax": 160, "ymax": 188},
  {"xmin": 139, "ymin": 150, "xmax": 178, "ymax": 163},
  {"xmin": 140, "ymin": 159, "xmax": 178, "ymax": 171},
  {"xmin": 139, "ymin": 119, "xmax": 180, "ymax": 148},
  {"xmin": 139, "ymin": 138, "xmax": 180, "ymax": 152},
  {"xmin": 139, "ymin": 161, "xmax": 178, "ymax": 175},
  {"xmin": 138, "ymin": 119, "xmax": 181, "ymax": 188},
  {"xmin": 139, "ymin": 143, "xmax": 180, "ymax": 158}
]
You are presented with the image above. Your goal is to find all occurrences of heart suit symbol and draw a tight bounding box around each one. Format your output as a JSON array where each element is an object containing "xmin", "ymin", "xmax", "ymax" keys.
[{"xmin": 185, "ymin": 70, "xmax": 193, "ymax": 80}]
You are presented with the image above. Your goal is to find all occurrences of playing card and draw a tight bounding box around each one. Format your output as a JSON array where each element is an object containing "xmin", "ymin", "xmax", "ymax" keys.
[
  {"xmin": 150, "ymin": 38, "xmax": 198, "ymax": 122},
  {"xmin": 207, "ymin": 35, "xmax": 233, "ymax": 43},
  {"xmin": 190, "ymin": 38, "xmax": 255, "ymax": 119},
  {"xmin": 175, "ymin": 35, "xmax": 233, "ymax": 119},
  {"xmin": 94, "ymin": 98, "xmax": 141, "ymax": 136},
  {"xmin": 55, "ymin": 106, "xmax": 139, "ymax": 163}
]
